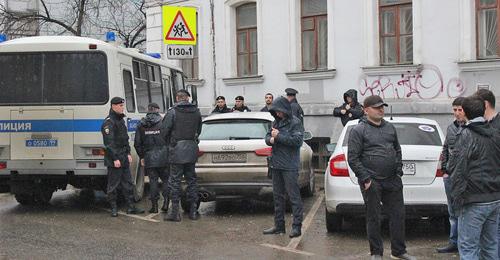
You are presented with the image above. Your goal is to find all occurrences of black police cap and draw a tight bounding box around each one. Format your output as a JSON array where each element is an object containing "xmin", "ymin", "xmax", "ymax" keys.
[
  {"xmin": 110, "ymin": 97, "xmax": 125, "ymax": 105},
  {"xmin": 148, "ymin": 102, "xmax": 160, "ymax": 110},
  {"xmin": 235, "ymin": 95, "xmax": 244, "ymax": 101},
  {"xmin": 216, "ymin": 96, "xmax": 226, "ymax": 101},
  {"xmin": 285, "ymin": 88, "xmax": 298, "ymax": 96}
]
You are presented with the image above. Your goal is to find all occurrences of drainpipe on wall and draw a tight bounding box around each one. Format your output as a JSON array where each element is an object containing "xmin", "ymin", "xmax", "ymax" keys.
[{"xmin": 210, "ymin": 0, "xmax": 217, "ymax": 103}]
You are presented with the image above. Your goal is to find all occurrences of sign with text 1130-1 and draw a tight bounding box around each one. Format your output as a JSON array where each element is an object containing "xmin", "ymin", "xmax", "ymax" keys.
[{"xmin": 166, "ymin": 45, "xmax": 194, "ymax": 59}]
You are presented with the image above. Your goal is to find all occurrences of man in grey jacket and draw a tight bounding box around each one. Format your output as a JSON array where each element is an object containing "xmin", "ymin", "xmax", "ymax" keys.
[
  {"xmin": 348, "ymin": 95, "xmax": 415, "ymax": 260},
  {"xmin": 436, "ymin": 97, "xmax": 465, "ymax": 253}
]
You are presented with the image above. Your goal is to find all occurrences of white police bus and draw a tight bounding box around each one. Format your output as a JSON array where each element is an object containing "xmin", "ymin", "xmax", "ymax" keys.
[{"xmin": 0, "ymin": 35, "xmax": 194, "ymax": 204}]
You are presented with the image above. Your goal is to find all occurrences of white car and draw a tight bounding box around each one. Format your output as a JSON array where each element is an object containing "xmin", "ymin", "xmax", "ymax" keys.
[
  {"xmin": 324, "ymin": 117, "xmax": 448, "ymax": 232},
  {"xmin": 193, "ymin": 112, "xmax": 315, "ymax": 208}
]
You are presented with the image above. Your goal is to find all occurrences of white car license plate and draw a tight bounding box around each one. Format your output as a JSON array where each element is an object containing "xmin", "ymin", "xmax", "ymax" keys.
[
  {"xmin": 212, "ymin": 153, "xmax": 247, "ymax": 163},
  {"xmin": 26, "ymin": 139, "xmax": 58, "ymax": 147},
  {"xmin": 402, "ymin": 162, "xmax": 416, "ymax": 175}
]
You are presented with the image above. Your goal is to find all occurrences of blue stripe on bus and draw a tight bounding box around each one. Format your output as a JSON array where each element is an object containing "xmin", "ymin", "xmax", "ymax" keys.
[{"xmin": 0, "ymin": 119, "xmax": 140, "ymax": 133}]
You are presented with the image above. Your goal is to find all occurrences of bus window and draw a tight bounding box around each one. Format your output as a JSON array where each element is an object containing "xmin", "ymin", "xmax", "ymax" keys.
[
  {"xmin": 150, "ymin": 65, "xmax": 165, "ymax": 112},
  {"xmin": 123, "ymin": 70, "xmax": 136, "ymax": 113},
  {"xmin": 0, "ymin": 52, "xmax": 108, "ymax": 105},
  {"xmin": 132, "ymin": 61, "xmax": 140, "ymax": 78},
  {"xmin": 171, "ymin": 69, "xmax": 184, "ymax": 93}
]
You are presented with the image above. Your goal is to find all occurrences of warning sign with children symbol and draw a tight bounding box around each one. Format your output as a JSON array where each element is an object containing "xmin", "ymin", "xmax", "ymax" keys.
[{"xmin": 162, "ymin": 6, "xmax": 197, "ymax": 45}]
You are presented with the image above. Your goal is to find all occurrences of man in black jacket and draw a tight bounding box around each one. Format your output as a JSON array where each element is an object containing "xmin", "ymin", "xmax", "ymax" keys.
[
  {"xmin": 262, "ymin": 96, "xmax": 304, "ymax": 238},
  {"xmin": 134, "ymin": 103, "xmax": 170, "ymax": 214},
  {"xmin": 163, "ymin": 90, "xmax": 202, "ymax": 222},
  {"xmin": 436, "ymin": 97, "xmax": 465, "ymax": 254},
  {"xmin": 348, "ymin": 95, "xmax": 415, "ymax": 260},
  {"xmin": 233, "ymin": 96, "xmax": 251, "ymax": 112},
  {"xmin": 101, "ymin": 97, "xmax": 144, "ymax": 217},
  {"xmin": 211, "ymin": 96, "xmax": 232, "ymax": 114},
  {"xmin": 260, "ymin": 93, "xmax": 273, "ymax": 112},
  {"xmin": 448, "ymin": 96, "xmax": 500, "ymax": 260},
  {"xmin": 333, "ymin": 89, "xmax": 364, "ymax": 126},
  {"xmin": 285, "ymin": 88, "xmax": 304, "ymax": 126}
]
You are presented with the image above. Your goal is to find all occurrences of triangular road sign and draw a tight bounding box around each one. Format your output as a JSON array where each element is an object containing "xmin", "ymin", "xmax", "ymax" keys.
[{"xmin": 165, "ymin": 11, "xmax": 195, "ymax": 42}]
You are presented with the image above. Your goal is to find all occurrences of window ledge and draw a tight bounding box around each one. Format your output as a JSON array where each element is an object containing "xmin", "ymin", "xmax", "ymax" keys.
[
  {"xmin": 185, "ymin": 79, "xmax": 205, "ymax": 86},
  {"xmin": 457, "ymin": 59, "xmax": 500, "ymax": 72},
  {"xmin": 222, "ymin": 75, "xmax": 264, "ymax": 86},
  {"xmin": 285, "ymin": 69, "xmax": 336, "ymax": 81},
  {"xmin": 361, "ymin": 64, "xmax": 422, "ymax": 76}
]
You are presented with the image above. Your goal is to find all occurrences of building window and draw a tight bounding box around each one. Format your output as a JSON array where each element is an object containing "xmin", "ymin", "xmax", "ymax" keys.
[
  {"xmin": 379, "ymin": 0, "xmax": 413, "ymax": 65},
  {"xmin": 236, "ymin": 3, "xmax": 257, "ymax": 77},
  {"xmin": 477, "ymin": 0, "xmax": 500, "ymax": 58},
  {"xmin": 181, "ymin": 13, "xmax": 199, "ymax": 79},
  {"xmin": 301, "ymin": 0, "xmax": 327, "ymax": 71}
]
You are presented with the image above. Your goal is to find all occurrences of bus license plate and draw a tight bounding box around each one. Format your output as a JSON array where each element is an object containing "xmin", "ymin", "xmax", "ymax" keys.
[
  {"xmin": 402, "ymin": 162, "xmax": 416, "ymax": 175},
  {"xmin": 26, "ymin": 139, "xmax": 58, "ymax": 147},
  {"xmin": 212, "ymin": 153, "xmax": 247, "ymax": 163}
]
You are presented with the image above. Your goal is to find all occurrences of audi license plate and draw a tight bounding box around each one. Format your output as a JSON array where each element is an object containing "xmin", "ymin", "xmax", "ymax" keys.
[
  {"xmin": 402, "ymin": 162, "xmax": 416, "ymax": 175},
  {"xmin": 25, "ymin": 139, "xmax": 58, "ymax": 147},
  {"xmin": 212, "ymin": 153, "xmax": 247, "ymax": 163}
]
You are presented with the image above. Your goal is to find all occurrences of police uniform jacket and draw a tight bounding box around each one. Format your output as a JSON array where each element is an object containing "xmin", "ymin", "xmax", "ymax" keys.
[
  {"xmin": 134, "ymin": 112, "xmax": 169, "ymax": 168},
  {"xmin": 101, "ymin": 109, "xmax": 131, "ymax": 167}
]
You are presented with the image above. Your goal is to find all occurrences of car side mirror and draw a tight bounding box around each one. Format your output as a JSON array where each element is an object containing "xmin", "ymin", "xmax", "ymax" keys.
[
  {"xmin": 303, "ymin": 131, "xmax": 313, "ymax": 141},
  {"xmin": 326, "ymin": 143, "xmax": 336, "ymax": 154}
]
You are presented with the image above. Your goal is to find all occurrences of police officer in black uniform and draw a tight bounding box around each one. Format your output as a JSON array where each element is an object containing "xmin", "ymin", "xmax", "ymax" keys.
[
  {"xmin": 134, "ymin": 103, "xmax": 170, "ymax": 214},
  {"xmin": 163, "ymin": 90, "xmax": 202, "ymax": 222},
  {"xmin": 285, "ymin": 88, "xmax": 304, "ymax": 125},
  {"xmin": 101, "ymin": 97, "xmax": 144, "ymax": 217}
]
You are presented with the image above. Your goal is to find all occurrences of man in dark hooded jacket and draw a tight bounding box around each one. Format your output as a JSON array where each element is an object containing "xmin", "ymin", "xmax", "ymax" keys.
[
  {"xmin": 448, "ymin": 96, "xmax": 500, "ymax": 260},
  {"xmin": 262, "ymin": 96, "xmax": 304, "ymax": 238},
  {"xmin": 333, "ymin": 89, "xmax": 364, "ymax": 126},
  {"xmin": 134, "ymin": 103, "xmax": 170, "ymax": 214},
  {"xmin": 163, "ymin": 90, "xmax": 202, "ymax": 222}
]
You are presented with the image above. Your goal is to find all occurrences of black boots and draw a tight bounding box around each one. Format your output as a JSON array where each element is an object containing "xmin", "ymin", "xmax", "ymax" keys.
[
  {"xmin": 161, "ymin": 198, "xmax": 170, "ymax": 212},
  {"xmin": 165, "ymin": 202, "xmax": 181, "ymax": 222},
  {"xmin": 263, "ymin": 226, "xmax": 286, "ymax": 235},
  {"xmin": 149, "ymin": 201, "xmax": 158, "ymax": 213},
  {"xmin": 127, "ymin": 203, "xmax": 145, "ymax": 214},
  {"xmin": 188, "ymin": 203, "xmax": 200, "ymax": 220},
  {"xmin": 110, "ymin": 202, "xmax": 118, "ymax": 217},
  {"xmin": 436, "ymin": 243, "xmax": 458, "ymax": 253},
  {"xmin": 289, "ymin": 225, "xmax": 302, "ymax": 238}
]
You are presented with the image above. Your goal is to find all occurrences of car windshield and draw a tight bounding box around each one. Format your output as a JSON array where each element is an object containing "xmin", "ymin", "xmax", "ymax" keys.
[
  {"xmin": 199, "ymin": 119, "xmax": 272, "ymax": 140},
  {"xmin": 342, "ymin": 122, "xmax": 442, "ymax": 146}
]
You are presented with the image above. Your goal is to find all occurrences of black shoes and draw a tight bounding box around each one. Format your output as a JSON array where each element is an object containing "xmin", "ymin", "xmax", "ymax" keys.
[
  {"xmin": 127, "ymin": 205, "xmax": 145, "ymax": 214},
  {"xmin": 161, "ymin": 198, "xmax": 170, "ymax": 212},
  {"xmin": 188, "ymin": 203, "xmax": 200, "ymax": 220},
  {"xmin": 149, "ymin": 201, "xmax": 158, "ymax": 214},
  {"xmin": 436, "ymin": 244, "xmax": 458, "ymax": 253},
  {"xmin": 263, "ymin": 226, "xmax": 286, "ymax": 235},
  {"xmin": 289, "ymin": 225, "xmax": 302, "ymax": 238},
  {"xmin": 165, "ymin": 203, "xmax": 181, "ymax": 222}
]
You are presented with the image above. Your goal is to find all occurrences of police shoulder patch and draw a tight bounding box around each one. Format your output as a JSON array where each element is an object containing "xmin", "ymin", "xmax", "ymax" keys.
[{"xmin": 104, "ymin": 127, "xmax": 110, "ymax": 135}]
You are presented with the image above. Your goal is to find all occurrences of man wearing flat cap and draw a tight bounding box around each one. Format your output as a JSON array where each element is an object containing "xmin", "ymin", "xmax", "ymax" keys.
[
  {"xmin": 233, "ymin": 95, "xmax": 251, "ymax": 112},
  {"xmin": 101, "ymin": 97, "xmax": 144, "ymax": 217},
  {"xmin": 212, "ymin": 96, "xmax": 232, "ymax": 113},
  {"xmin": 285, "ymin": 88, "xmax": 304, "ymax": 125},
  {"xmin": 134, "ymin": 103, "xmax": 170, "ymax": 214},
  {"xmin": 347, "ymin": 95, "xmax": 415, "ymax": 260}
]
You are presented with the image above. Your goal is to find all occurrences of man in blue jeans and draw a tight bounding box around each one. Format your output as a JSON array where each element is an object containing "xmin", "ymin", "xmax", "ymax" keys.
[
  {"xmin": 449, "ymin": 96, "xmax": 500, "ymax": 260},
  {"xmin": 436, "ymin": 97, "xmax": 465, "ymax": 253}
]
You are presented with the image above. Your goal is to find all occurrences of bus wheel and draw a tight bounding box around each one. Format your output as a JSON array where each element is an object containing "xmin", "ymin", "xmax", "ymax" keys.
[
  {"xmin": 34, "ymin": 187, "xmax": 54, "ymax": 205},
  {"xmin": 133, "ymin": 165, "xmax": 145, "ymax": 202},
  {"xmin": 14, "ymin": 193, "xmax": 35, "ymax": 205}
]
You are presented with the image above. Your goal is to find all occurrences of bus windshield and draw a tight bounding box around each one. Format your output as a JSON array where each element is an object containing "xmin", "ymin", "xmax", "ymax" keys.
[{"xmin": 0, "ymin": 52, "xmax": 109, "ymax": 105}]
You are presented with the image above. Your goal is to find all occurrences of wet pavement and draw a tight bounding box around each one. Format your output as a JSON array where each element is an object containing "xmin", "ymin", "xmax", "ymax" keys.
[{"xmin": 0, "ymin": 175, "xmax": 457, "ymax": 259}]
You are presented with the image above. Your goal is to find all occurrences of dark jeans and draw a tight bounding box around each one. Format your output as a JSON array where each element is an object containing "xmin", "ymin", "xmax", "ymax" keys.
[
  {"xmin": 443, "ymin": 176, "xmax": 458, "ymax": 245},
  {"xmin": 107, "ymin": 166, "xmax": 134, "ymax": 205},
  {"xmin": 168, "ymin": 163, "xmax": 198, "ymax": 204},
  {"xmin": 271, "ymin": 169, "xmax": 303, "ymax": 227},
  {"xmin": 360, "ymin": 177, "xmax": 406, "ymax": 256},
  {"xmin": 147, "ymin": 167, "xmax": 170, "ymax": 202}
]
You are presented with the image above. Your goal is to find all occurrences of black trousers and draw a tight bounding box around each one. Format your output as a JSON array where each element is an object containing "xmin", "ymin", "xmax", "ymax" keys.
[
  {"xmin": 360, "ymin": 177, "xmax": 406, "ymax": 256},
  {"xmin": 147, "ymin": 167, "xmax": 170, "ymax": 202},
  {"xmin": 168, "ymin": 163, "xmax": 198, "ymax": 204},
  {"xmin": 107, "ymin": 166, "xmax": 134, "ymax": 205},
  {"xmin": 271, "ymin": 169, "xmax": 303, "ymax": 227}
]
